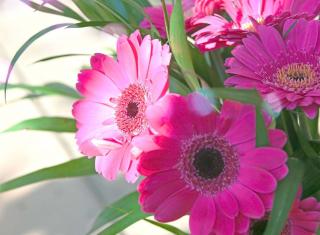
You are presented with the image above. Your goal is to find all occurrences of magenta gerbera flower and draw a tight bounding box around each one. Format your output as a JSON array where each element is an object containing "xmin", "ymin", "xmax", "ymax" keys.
[
  {"xmin": 225, "ymin": 18, "xmax": 320, "ymax": 119},
  {"xmin": 72, "ymin": 30, "xmax": 171, "ymax": 182},
  {"xmin": 193, "ymin": 0, "xmax": 320, "ymax": 51},
  {"xmin": 137, "ymin": 93, "xmax": 288, "ymax": 235},
  {"xmin": 282, "ymin": 193, "xmax": 320, "ymax": 235},
  {"xmin": 140, "ymin": 0, "xmax": 223, "ymax": 38}
]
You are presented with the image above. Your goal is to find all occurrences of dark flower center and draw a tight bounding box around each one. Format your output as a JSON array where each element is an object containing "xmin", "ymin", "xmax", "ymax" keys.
[
  {"xmin": 193, "ymin": 148, "xmax": 224, "ymax": 179},
  {"xmin": 126, "ymin": 102, "xmax": 139, "ymax": 118}
]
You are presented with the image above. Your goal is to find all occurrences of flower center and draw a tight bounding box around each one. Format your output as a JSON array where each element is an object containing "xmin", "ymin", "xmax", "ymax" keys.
[
  {"xmin": 276, "ymin": 63, "xmax": 317, "ymax": 91},
  {"xmin": 193, "ymin": 148, "xmax": 224, "ymax": 179},
  {"xmin": 115, "ymin": 84, "xmax": 147, "ymax": 136},
  {"xmin": 178, "ymin": 134, "xmax": 239, "ymax": 196},
  {"xmin": 126, "ymin": 102, "xmax": 139, "ymax": 118}
]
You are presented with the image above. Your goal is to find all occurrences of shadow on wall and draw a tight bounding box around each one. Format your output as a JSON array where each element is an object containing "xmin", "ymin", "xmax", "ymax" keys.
[{"xmin": 0, "ymin": 176, "xmax": 137, "ymax": 235}]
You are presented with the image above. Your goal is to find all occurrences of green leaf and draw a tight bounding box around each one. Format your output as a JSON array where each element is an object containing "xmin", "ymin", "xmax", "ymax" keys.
[
  {"xmin": 71, "ymin": 0, "xmax": 114, "ymax": 21},
  {"xmin": 303, "ymin": 159, "xmax": 320, "ymax": 197},
  {"xmin": 2, "ymin": 117, "xmax": 76, "ymax": 133},
  {"xmin": 43, "ymin": 0, "xmax": 85, "ymax": 21},
  {"xmin": 88, "ymin": 192, "xmax": 149, "ymax": 234},
  {"xmin": 144, "ymin": 219, "xmax": 188, "ymax": 235},
  {"xmin": 20, "ymin": 0, "xmax": 69, "ymax": 18},
  {"xmin": 264, "ymin": 158, "xmax": 305, "ymax": 235},
  {"xmin": 255, "ymin": 105, "xmax": 269, "ymax": 147},
  {"xmin": 99, "ymin": 210, "xmax": 148, "ymax": 235},
  {"xmin": 190, "ymin": 46, "xmax": 222, "ymax": 87},
  {"xmin": 169, "ymin": 0, "xmax": 200, "ymax": 91},
  {"xmin": 94, "ymin": 0, "xmax": 134, "ymax": 31},
  {"xmin": 1, "ymin": 82, "xmax": 80, "ymax": 99},
  {"xmin": 4, "ymin": 23, "xmax": 72, "ymax": 100},
  {"xmin": 33, "ymin": 53, "xmax": 90, "ymax": 63},
  {"xmin": 4, "ymin": 21, "xmax": 112, "ymax": 100},
  {"xmin": 0, "ymin": 157, "xmax": 95, "ymax": 193}
]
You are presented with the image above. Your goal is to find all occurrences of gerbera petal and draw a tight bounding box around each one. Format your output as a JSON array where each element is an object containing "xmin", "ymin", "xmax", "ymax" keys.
[
  {"xmin": 138, "ymin": 149, "xmax": 179, "ymax": 175},
  {"xmin": 268, "ymin": 129, "xmax": 288, "ymax": 148},
  {"xmin": 270, "ymin": 165, "xmax": 289, "ymax": 180},
  {"xmin": 189, "ymin": 196, "xmax": 216, "ymax": 235},
  {"xmin": 230, "ymin": 184, "xmax": 265, "ymax": 219},
  {"xmin": 155, "ymin": 188, "xmax": 198, "ymax": 222},
  {"xmin": 235, "ymin": 213, "xmax": 250, "ymax": 233},
  {"xmin": 141, "ymin": 179, "xmax": 185, "ymax": 213},
  {"xmin": 215, "ymin": 190, "xmax": 239, "ymax": 218},
  {"xmin": 301, "ymin": 105, "xmax": 319, "ymax": 119},
  {"xmin": 213, "ymin": 207, "xmax": 235, "ymax": 235},
  {"xmin": 242, "ymin": 147, "xmax": 287, "ymax": 170},
  {"xmin": 239, "ymin": 166, "xmax": 277, "ymax": 193},
  {"xmin": 76, "ymin": 70, "xmax": 121, "ymax": 103}
]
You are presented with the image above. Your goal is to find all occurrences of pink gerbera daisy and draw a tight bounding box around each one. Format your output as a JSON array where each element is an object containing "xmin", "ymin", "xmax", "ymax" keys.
[
  {"xmin": 137, "ymin": 93, "xmax": 288, "ymax": 235},
  {"xmin": 282, "ymin": 192, "xmax": 320, "ymax": 235},
  {"xmin": 193, "ymin": 0, "xmax": 320, "ymax": 51},
  {"xmin": 72, "ymin": 30, "xmax": 171, "ymax": 182},
  {"xmin": 225, "ymin": 18, "xmax": 320, "ymax": 119},
  {"xmin": 140, "ymin": 0, "xmax": 223, "ymax": 38}
]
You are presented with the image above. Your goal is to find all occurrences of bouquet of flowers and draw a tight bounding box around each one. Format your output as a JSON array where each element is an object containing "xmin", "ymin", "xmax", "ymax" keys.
[{"xmin": 2, "ymin": 0, "xmax": 320, "ymax": 234}]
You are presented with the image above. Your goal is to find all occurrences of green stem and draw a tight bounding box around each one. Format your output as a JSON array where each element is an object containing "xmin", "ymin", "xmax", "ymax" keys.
[
  {"xmin": 161, "ymin": 0, "xmax": 170, "ymax": 38},
  {"xmin": 279, "ymin": 111, "xmax": 294, "ymax": 155},
  {"xmin": 209, "ymin": 51, "xmax": 227, "ymax": 84}
]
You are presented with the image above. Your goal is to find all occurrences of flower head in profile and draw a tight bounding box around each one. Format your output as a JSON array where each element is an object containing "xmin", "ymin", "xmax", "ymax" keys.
[
  {"xmin": 281, "ymin": 191, "xmax": 320, "ymax": 234},
  {"xmin": 225, "ymin": 18, "xmax": 320, "ymax": 119},
  {"xmin": 72, "ymin": 30, "xmax": 171, "ymax": 182},
  {"xmin": 140, "ymin": 0, "xmax": 224, "ymax": 38},
  {"xmin": 137, "ymin": 93, "xmax": 288, "ymax": 235},
  {"xmin": 193, "ymin": 0, "xmax": 320, "ymax": 51}
]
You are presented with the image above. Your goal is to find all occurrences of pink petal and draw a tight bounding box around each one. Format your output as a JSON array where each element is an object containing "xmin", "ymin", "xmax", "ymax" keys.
[
  {"xmin": 300, "ymin": 197, "xmax": 318, "ymax": 210},
  {"xmin": 213, "ymin": 207, "xmax": 235, "ymax": 235},
  {"xmin": 117, "ymin": 35, "xmax": 138, "ymax": 81},
  {"xmin": 302, "ymin": 105, "xmax": 318, "ymax": 119},
  {"xmin": 190, "ymin": 196, "xmax": 216, "ymax": 235},
  {"xmin": 235, "ymin": 213, "xmax": 250, "ymax": 233},
  {"xmin": 215, "ymin": 190, "xmax": 239, "ymax": 218},
  {"xmin": 268, "ymin": 129, "xmax": 287, "ymax": 148},
  {"xmin": 95, "ymin": 148, "xmax": 123, "ymax": 181},
  {"xmin": 242, "ymin": 147, "xmax": 287, "ymax": 170},
  {"xmin": 155, "ymin": 188, "xmax": 198, "ymax": 222},
  {"xmin": 138, "ymin": 149, "xmax": 179, "ymax": 175},
  {"xmin": 260, "ymin": 193, "xmax": 274, "ymax": 211},
  {"xmin": 239, "ymin": 166, "xmax": 277, "ymax": 193},
  {"xmin": 72, "ymin": 100, "xmax": 114, "ymax": 125},
  {"xmin": 270, "ymin": 165, "xmax": 289, "ymax": 180},
  {"xmin": 142, "ymin": 179, "xmax": 186, "ymax": 213},
  {"xmin": 125, "ymin": 158, "xmax": 139, "ymax": 183},
  {"xmin": 257, "ymin": 25, "xmax": 286, "ymax": 59},
  {"xmin": 146, "ymin": 94, "xmax": 195, "ymax": 138},
  {"xmin": 76, "ymin": 69, "xmax": 120, "ymax": 103},
  {"xmin": 230, "ymin": 184, "xmax": 265, "ymax": 219}
]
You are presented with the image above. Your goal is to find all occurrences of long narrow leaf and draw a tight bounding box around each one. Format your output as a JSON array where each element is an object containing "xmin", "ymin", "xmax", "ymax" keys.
[
  {"xmin": 0, "ymin": 157, "xmax": 95, "ymax": 193},
  {"xmin": 20, "ymin": 0, "xmax": 67, "ymax": 18},
  {"xmin": 2, "ymin": 117, "xmax": 76, "ymax": 133},
  {"xmin": 303, "ymin": 159, "xmax": 320, "ymax": 197},
  {"xmin": 1, "ymin": 82, "xmax": 80, "ymax": 99},
  {"xmin": 4, "ymin": 23, "xmax": 72, "ymax": 100},
  {"xmin": 4, "ymin": 21, "xmax": 112, "ymax": 100},
  {"xmin": 169, "ymin": 0, "xmax": 200, "ymax": 90},
  {"xmin": 144, "ymin": 219, "xmax": 188, "ymax": 235},
  {"xmin": 264, "ymin": 158, "xmax": 305, "ymax": 235},
  {"xmin": 33, "ymin": 53, "xmax": 90, "ymax": 63},
  {"xmin": 88, "ymin": 192, "xmax": 148, "ymax": 234},
  {"xmin": 99, "ymin": 210, "xmax": 148, "ymax": 235}
]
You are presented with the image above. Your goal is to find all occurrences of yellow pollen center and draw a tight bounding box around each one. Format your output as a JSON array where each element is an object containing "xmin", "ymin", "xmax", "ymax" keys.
[
  {"xmin": 241, "ymin": 17, "xmax": 264, "ymax": 31},
  {"xmin": 276, "ymin": 63, "xmax": 317, "ymax": 90}
]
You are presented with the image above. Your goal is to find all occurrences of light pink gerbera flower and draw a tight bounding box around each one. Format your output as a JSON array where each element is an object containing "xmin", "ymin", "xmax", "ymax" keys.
[
  {"xmin": 72, "ymin": 30, "xmax": 171, "ymax": 183},
  {"xmin": 137, "ymin": 93, "xmax": 288, "ymax": 235},
  {"xmin": 282, "ymin": 192, "xmax": 320, "ymax": 235},
  {"xmin": 225, "ymin": 18, "xmax": 320, "ymax": 119},
  {"xmin": 140, "ymin": 0, "xmax": 223, "ymax": 38},
  {"xmin": 193, "ymin": 0, "xmax": 320, "ymax": 51}
]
